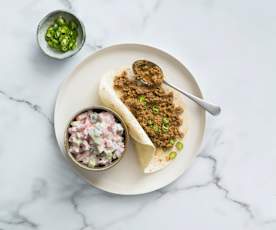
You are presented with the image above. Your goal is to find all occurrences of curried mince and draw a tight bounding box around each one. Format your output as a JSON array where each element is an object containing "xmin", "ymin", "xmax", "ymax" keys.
[{"xmin": 114, "ymin": 71, "xmax": 184, "ymax": 149}]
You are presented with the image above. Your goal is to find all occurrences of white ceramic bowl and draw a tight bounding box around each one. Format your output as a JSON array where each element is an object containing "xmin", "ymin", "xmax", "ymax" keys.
[
  {"xmin": 37, "ymin": 10, "xmax": 86, "ymax": 59},
  {"xmin": 64, "ymin": 106, "xmax": 129, "ymax": 171}
]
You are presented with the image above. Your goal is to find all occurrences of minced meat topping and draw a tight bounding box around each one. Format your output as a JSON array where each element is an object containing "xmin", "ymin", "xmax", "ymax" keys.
[{"xmin": 114, "ymin": 70, "xmax": 184, "ymax": 149}]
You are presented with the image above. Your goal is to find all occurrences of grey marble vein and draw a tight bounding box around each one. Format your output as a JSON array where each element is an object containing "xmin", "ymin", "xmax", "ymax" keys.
[
  {"xmin": 141, "ymin": 0, "xmax": 163, "ymax": 26},
  {"xmin": 69, "ymin": 184, "xmax": 93, "ymax": 230},
  {"xmin": 262, "ymin": 219, "xmax": 276, "ymax": 225},
  {"xmin": 0, "ymin": 218, "xmax": 37, "ymax": 229},
  {"xmin": 198, "ymin": 154, "xmax": 254, "ymax": 219},
  {"xmin": 177, "ymin": 180, "xmax": 214, "ymax": 191},
  {"xmin": 96, "ymin": 193, "xmax": 164, "ymax": 230},
  {"xmin": 157, "ymin": 153, "xmax": 255, "ymax": 219},
  {"xmin": 68, "ymin": 185, "xmax": 165, "ymax": 230},
  {"xmin": 0, "ymin": 179, "xmax": 47, "ymax": 229},
  {"xmin": 64, "ymin": 127, "xmax": 255, "ymax": 228},
  {"xmin": 59, "ymin": 0, "xmax": 73, "ymax": 10},
  {"xmin": 193, "ymin": 127, "xmax": 255, "ymax": 218},
  {"xmin": 0, "ymin": 90, "xmax": 53, "ymax": 126},
  {"xmin": 85, "ymin": 43, "xmax": 103, "ymax": 52}
]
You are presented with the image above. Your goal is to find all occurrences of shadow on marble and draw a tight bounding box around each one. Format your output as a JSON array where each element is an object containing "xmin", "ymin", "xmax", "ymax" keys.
[{"xmin": 29, "ymin": 46, "xmax": 76, "ymax": 76}]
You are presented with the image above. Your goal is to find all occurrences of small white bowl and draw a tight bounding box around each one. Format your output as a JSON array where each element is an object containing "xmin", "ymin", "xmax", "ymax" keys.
[
  {"xmin": 64, "ymin": 106, "xmax": 129, "ymax": 171},
  {"xmin": 37, "ymin": 10, "xmax": 86, "ymax": 59}
]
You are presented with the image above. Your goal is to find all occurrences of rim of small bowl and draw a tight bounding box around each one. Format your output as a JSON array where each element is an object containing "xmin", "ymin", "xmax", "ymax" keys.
[
  {"xmin": 36, "ymin": 9, "xmax": 86, "ymax": 60},
  {"xmin": 64, "ymin": 106, "xmax": 129, "ymax": 171}
]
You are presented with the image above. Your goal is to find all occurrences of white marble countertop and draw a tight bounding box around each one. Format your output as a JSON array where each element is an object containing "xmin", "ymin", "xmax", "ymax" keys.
[{"xmin": 1, "ymin": 0, "xmax": 276, "ymax": 229}]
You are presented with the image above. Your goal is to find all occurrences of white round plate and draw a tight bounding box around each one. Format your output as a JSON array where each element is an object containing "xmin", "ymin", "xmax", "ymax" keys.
[{"xmin": 54, "ymin": 43, "xmax": 206, "ymax": 195}]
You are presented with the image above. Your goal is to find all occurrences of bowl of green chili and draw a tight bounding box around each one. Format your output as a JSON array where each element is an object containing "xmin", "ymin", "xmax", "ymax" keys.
[{"xmin": 37, "ymin": 10, "xmax": 86, "ymax": 59}]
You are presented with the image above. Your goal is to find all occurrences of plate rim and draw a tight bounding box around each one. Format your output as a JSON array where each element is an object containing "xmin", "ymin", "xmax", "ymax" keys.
[{"xmin": 54, "ymin": 42, "xmax": 206, "ymax": 195}]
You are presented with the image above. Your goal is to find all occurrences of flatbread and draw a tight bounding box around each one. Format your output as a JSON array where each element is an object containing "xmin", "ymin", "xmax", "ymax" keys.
[{"xmin": 98, "ymin": 69, "xmax": 188, "ymax": 173}]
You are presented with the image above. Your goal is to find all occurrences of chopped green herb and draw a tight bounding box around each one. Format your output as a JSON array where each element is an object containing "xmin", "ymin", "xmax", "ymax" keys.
[
  {"xmin": 138, "ymin": 95, "xmax": 147, "ymax": 105},
  {"xmin": 47, "ymin": 40, "xmax": 54, "ymax": 48},
  {"xmin": 60, "ymin": 26, "xmax": 69, "ymax": 34},
  {"xmin": 61, "ymin": 45, "xmax": 68, "ymax": 52},
  {"xmin": 60, "ymin": 37, "xmax": 69, "ymax": 46},
  {"xmin": 45, "ymin": 27, "xmax": 55, "ymax": 40},
  {"xmin": 53, "ymin": 23, "xmax": 59, "ymax": 30},
  {"xmin": 138, "ymin": 95, "xmax": 145, "ymax": 101},
  {"xmin": 69, "ymin": 20, "xmax": 78, "ymax": 30},
  {"xmin": 44, "ymin": 16, "xmax": 78, "ymax": 53},
  {"xmin": 68, "ymin": 41, "xmax": 76, "ymax": 50},
  {"xmin": 70, "ymin": 30, "xmax": 78, "ymax": 39},
  {"xmin": 54, "ymin": 30, "xmax": 61, "ymax": 39},
  {"xmin": 169, "ymin": 151, "xmax": 177, "ymax": 160},
  {"xmin": 176, "ymin": 141, "xmax": 184, "ymax": 151},
  {"xmin": 88, "ymin": 159, "xmax": 96, "ymax": 168},
  {"xmin": 56, "ymin": 16, "xmax": 66, "ymax": 26}
]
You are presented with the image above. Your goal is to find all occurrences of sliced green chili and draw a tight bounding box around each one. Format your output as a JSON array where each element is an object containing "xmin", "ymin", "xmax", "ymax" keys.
[
  {"xmin": 162, "ymin": 117, "xmax": 169, "ymax": 124},
  {"xmin": 169, "ymin": 139, "xmax": 175, "ymax": 146},
  {"xmin": 169, "ymin": 151, "xmax": 177, "ymax": 160},
  {"xmin": 162, "ymin": 123, "xmax": 170, "ymax": 133},
  {"xmin": 44, "ymin": 16, "xmax": 78, "ymax": 53},
  {"xmin": 69, "ymin": 20, "xmax": 78, "ymax": 30},
  {"xmin": 152, "ymin": 105, "xmax": 159, "ymax": 114},
  {"xmin": 56, "ymin": 16, "xmax": 66, "ymax": 26},
  {"xmin": 147, "ymin": 119, "xmax": 153, "ymax": 126},
  {"xmin": 176, "ymin": 141, "xmax": 184, "ymax": 151},
  {"xmin": 162, "ymin": 125, "xmax": 169, "ymax": 133},
  {"xmin": 153, "ymin": 124, "xmax": 160, "ymax": 133},
  {"xmin": 138, "ymin": 95, "xmax": 147, "ymax": 106},
  {"xmin": 53, "ymin": 23, "xmax": 59, "ymax": 30}
]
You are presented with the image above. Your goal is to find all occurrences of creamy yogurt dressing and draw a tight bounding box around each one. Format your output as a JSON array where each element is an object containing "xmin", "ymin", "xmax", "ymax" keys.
[{"xmin": 68, "ymin": 110, "xmax": 125, "ymax": 168}]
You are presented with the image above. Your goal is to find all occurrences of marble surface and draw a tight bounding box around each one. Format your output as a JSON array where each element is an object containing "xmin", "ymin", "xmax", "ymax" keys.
[{"xmin": 0, "ymin": 0, "xmax": 276, "ymax": 229}]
